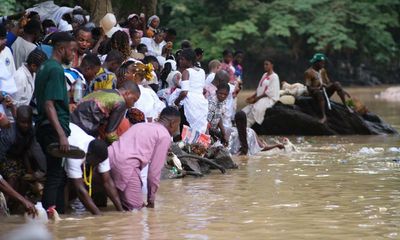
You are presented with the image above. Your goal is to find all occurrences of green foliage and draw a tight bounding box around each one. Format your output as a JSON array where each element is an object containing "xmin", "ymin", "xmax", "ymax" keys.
[
  {"xmin": 158, "ymin": 0, "xmax": 400, "ymax": 64},
  {"xmin": 1, "ymin": 0, "xmax": 18, "ymax": 16}
]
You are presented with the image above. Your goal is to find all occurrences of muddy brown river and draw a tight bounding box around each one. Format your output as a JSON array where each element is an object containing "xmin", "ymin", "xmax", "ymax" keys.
[{"xmin": 1, "ymin": 87, "xmax": 399, "ymax": 239}]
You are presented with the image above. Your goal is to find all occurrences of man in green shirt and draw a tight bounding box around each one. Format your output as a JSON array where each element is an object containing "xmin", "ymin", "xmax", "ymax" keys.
[{"xmin": 34, "ymin": 32, "xmax": 75, "ymax": 213}]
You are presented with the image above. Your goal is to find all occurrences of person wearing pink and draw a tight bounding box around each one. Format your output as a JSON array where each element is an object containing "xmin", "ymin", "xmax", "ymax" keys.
[{"xmin": 108, "ymin": 107, "xmax": 180, "ymax": 210}]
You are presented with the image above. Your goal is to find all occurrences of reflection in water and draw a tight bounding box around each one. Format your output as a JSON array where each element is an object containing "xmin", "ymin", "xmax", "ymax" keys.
[{"xmin": 0, "ymin": 87, "xmax": 399, "ymax": 239}]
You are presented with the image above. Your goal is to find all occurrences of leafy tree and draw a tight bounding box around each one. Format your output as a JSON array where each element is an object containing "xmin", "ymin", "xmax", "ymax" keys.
[{"xmin": 157, "ymin": 0, "xmax": 399, "ymax": 85}]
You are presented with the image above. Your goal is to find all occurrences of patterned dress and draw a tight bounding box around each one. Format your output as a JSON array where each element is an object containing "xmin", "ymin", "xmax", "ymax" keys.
[{"xmin": 70, "ymin": 89, "xmax": 126, "ymax": 142}]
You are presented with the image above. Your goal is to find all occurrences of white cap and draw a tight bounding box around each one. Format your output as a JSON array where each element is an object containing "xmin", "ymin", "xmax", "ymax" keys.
[{"xmin": 100, "ymin": 13, "xmax": 117, "ymax": 37}]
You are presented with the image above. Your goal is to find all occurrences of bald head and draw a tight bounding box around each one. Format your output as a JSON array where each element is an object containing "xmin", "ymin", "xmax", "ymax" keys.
[
  {"xmin": 16, "ymin": 106, "xmax": 33, "ymax": 134},
  {"xmin": 213, "ymin": 70, "xmax": 230, "ymax": 85},
  {"xmin": 119, "ymin": 80, "xmax": 140, "ymax": 95}
]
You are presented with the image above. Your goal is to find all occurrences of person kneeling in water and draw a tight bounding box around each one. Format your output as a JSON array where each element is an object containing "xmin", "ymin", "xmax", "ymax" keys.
[
  {"xmin": 65, "ymin": 123, "xmax": 123, "ymax": 215},
  {"xmin": 228, "ymin": 111, "xmax": 283, "ymax": 155}
]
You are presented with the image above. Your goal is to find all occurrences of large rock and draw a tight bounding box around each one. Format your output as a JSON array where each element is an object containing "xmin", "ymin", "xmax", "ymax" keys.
[{"xmin": 252, "ymin": 97, "xmax": 398, "ymax": 136}]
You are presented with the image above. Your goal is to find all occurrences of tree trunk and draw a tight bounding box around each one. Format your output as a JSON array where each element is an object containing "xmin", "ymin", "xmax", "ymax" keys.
[
  {"xmin": 84, "ymin": 0, "xmax": 113, "ymax": 25},
  {"xmin": 142, "ymin": 0, "xmax": 158, "ymax": 18}
]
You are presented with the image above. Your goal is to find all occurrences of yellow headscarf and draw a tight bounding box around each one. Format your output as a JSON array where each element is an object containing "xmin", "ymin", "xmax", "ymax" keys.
[{"xmin": 132, "ymin": 63, "xmax": 154, "ymax": 81}]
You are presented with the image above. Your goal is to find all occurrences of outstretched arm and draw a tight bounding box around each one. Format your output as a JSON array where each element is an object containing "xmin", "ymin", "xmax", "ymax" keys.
[
  {"xmin": 0, "ymin": 177, "xmax": 37, "ymax": 216},
  {"xmin": 101, "ymin": 171, "xmax": 123, "ymax": 211},
  {"xmin": 71, "ymin": 178, "xmax": 101, "ymax": 215}
]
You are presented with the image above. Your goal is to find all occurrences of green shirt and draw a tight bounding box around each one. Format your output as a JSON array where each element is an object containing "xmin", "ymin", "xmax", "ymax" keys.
[{"xmin": 34, "ymin": 59, "xmax": 70, "ymax": 136}]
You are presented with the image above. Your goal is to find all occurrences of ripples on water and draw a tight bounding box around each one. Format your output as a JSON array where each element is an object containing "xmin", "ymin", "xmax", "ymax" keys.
[{"xmin": 0, "ymin": 87, "xmax": 399, "ymax": 239}]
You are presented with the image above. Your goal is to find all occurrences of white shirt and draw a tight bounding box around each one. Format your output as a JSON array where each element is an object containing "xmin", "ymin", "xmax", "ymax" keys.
[
  {"xmin": 65, "ymin": 123, "xmax": 110, "ymax": 179},
  {"xmin": 12, "ymin": 64, "xmax": 35, "ymax": 107},
  {"xmin": 11, "ymin": 37, "xmax": 36, "ymax": 69},
  {"xmin": 141, "ymin": 37, "xmax": 166, "ymax": 57},
  {"xmin": 205, "ymin": 72, "xmax": 215, "ymax": 85},
  {"xmin": 0, "ymin": 47, "xmax": 17, "ymax": 116},
  {"xmin": 0, "ymin": 46, "xmax": 16, "ymax": 78},
  {"xmin": 134, "ymin": 85, "xmax": 166, "ymax": 121}
]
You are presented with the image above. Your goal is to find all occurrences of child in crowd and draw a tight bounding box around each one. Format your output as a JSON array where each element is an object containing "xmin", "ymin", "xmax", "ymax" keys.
[
  {"xmin": 137, "ymin": 43, "xmax": 148, "ymax": 58},
  {"xmin": 89, "ymin": 50, "xmax": 124, "ymax": 93},
  {"xmin": 207, "ymin": 83, "xmax": 230, "ymax": 145},
  {"xmin": 205, "ymin": 59, "xmax": 221, "ymax": 84},
  {"xmin": 13, "ymin": 49, "xmax": 48, "ymax": 108},
  {"xmin": 194, "ymin": 48, "xmax": 204, "ymax": 68}
]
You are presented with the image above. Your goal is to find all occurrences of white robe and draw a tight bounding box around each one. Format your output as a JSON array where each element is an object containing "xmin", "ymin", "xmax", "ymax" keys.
[
  {"xmin": 181, "ymin": 68, "xmax": 208, "ymax": 133},
  {"xmin": 242, "ymin": 72, "xmax": 280, "ymax": 126}
]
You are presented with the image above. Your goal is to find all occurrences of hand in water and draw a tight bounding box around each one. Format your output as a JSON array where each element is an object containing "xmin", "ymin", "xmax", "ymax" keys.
[
  {"xmin": 146, "ymin": 201, "xmax": 154, "ymax": 208},
  {"xmin": 276, "ymin": 144, "xmax": 285, "ymax": 149},
  {"xmin": 23, "ymin": 199, "xmax": 37, "ymax": 217}
]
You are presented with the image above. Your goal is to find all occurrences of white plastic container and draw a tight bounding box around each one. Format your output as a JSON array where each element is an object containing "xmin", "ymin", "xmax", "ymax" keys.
[{"xmin": 25, "ymin": 202, "xmax": 48, "ymax": 224}]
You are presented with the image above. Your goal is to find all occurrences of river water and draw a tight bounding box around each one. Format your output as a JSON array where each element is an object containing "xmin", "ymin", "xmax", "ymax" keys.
[{"xmin": 1, "ymin": 87, "xmax": 399, "ymax": 240}]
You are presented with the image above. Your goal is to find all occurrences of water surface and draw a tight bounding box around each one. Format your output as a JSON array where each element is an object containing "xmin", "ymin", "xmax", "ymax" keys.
[{"xmin": 1, "ymin": 87, "xmax": 399, "ymax": 240}]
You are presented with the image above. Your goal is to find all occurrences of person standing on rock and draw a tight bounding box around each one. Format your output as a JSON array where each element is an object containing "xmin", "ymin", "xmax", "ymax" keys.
[
  {"xmin": 242, "ymin": 59, "xmax": 280, "ymax": 127},
  {"xmin": 304, "ymin": 53, "xmax": 352, "ymax": 123}
]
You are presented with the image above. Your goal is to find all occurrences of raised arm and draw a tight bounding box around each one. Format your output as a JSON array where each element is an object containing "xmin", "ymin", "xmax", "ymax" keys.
[{"xmin": 0, "ymin": 176, "xmax": 37, "ymax": 216}]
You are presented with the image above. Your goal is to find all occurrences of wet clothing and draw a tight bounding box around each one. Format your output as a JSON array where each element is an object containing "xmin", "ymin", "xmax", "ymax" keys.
[
  {"xmin": 108, "ymin": 122, "xmax": 171, "ymax": 210},
  {"xmin": 70, "ymin": 89, "xmax": 126, "ymax": 139},
  {"xmin": 228, "ymin": 127, "xmax": 263, "ymax": 155}
]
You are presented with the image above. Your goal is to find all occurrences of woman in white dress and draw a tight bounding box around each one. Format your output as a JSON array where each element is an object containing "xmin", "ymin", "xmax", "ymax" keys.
[
  {"xmin": 174, "ymin": 49, "xmax": 208, "ymax": 133},
  {"xmin": 242, "ymin": 59, "xmax": 280, "ymax": 127}
]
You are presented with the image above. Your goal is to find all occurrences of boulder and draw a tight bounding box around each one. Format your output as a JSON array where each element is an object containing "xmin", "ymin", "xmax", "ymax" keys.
[{"xmin": 252, "ymin": 97, "xmax": 398, "ymax": 136}]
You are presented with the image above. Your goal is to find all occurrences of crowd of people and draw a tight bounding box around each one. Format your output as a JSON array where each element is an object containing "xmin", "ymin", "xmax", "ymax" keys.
[{"xmin": 0, "ymin": 3, "xmax": 351, "ymax": 218}]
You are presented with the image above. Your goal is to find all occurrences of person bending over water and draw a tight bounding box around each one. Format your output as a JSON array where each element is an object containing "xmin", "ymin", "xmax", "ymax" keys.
[
  {"xmin": 65, "ymin": 124, "xmax": 123, "ymax": 215},
  {"xmin": 108, "ymin": 107, "xmax": 180, "ymax": 210},
  {"xmin": 304, "ymin": 53, "xmax": 352, "ymax": 123},
  {"xmin": 71, "ymin": 81, "xmax": 141, "ymax": 143},
  {"xmin": 229, "ymin": 111, "xmax": 283, "ymax": 155}
]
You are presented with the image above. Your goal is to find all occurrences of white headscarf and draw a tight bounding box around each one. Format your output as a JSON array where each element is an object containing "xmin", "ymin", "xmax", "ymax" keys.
[{"xmin": 147, "ymin": 15, "xmax": 160, "ymax": 28}]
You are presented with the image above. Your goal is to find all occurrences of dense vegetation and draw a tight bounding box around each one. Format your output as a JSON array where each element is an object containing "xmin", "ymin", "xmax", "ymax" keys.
[{"xmin": 3, "ymin": 0, "xmax": 400, "ymax": 86}]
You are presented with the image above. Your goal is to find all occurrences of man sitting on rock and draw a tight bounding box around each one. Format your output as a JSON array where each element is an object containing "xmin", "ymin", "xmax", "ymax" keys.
[{"xmin": 304, "ymin": 53, "xmax": 352, "ymax": 123}]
